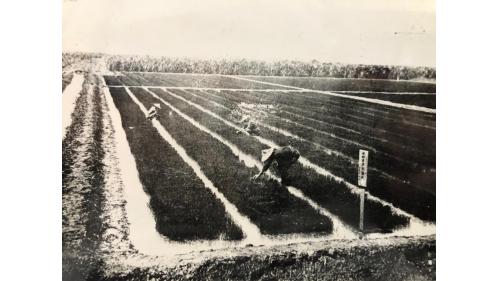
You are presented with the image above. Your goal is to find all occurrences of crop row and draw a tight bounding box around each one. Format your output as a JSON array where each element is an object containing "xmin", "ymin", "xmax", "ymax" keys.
[
  {"xmin": 106, "ymin": 72, "xmax": 436, "ymax": 127},
  {"xmin": 130, "ymin": 87, "xmax": 333, "ymax": 235},
  {"xmin": 197, "ymin": 88, "xmax": 432, "ymax": 157},
  {"xmin": 239, "ymin": 76, "xmax": 436, "ymax": 93},
  {"xmin": 150, "ymin": 87, "xmax": 411, "ymax": 232},
  {"xmin": 184, "ymin": 89, "xmax": 435, "ymax": 183},
  {"xmin": 332, "ymin": 92, "xmax": 436, "ymax": 109},
  {"xmin": 207, "ymin": 88, "xmax": 435, "ymax": 166},
  {"xmin": 108, "ymin": 72, "xmax": 435, "ymax": 130},
  {"xmin": 107, "ymin": 72, "xmax": 289, "ymax": 89},
  {"xmin": 280, "ymin": 90, "xmax": 436, "ymax": 125},
  {"xmin": 202, "ymin": 88, "xmax": 435, "ymax": 148},
  {"xmin": 276, "ymin": 103, "xmax": 435, "ymax": 165},
  {"xmin": 163, "ymin": 88, "xmax": 435, "ymax": 221},
  {"xmin": 109, "ymin": 87, "xmax": 244, "ymax": 241},
  {"xmin": 103, "ymin": 75, "xmax": 149, "ymax": 86},
  {"xmin": 219, "ymin": 89, "xmax": 436, "ymax": 141}
]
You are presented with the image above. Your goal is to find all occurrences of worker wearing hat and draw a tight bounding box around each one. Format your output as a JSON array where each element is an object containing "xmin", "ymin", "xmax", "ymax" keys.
[{"xmin": 147, "ymin": 103, "xmax": 161, "ymax": 120}]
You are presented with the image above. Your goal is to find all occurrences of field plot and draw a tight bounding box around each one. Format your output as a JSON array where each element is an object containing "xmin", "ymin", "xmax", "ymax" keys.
[
  {"xmin": 109, "ymin": 87, "xmax": 244, "ymax": 241},
  {"xmin": 104, "ymin": 72, "xmax": 288, "ymax": 89},
  {"xmin": 160, "ymin": 88, "xmax": 435, "ymax": 221},
  {"xmin": 145, "ymin": 87, "xmax": 409, "ymax": 232},
  {"xmin": 103, "ymin": 72, "xmax": 435, "ymax": 242},
  {"xmin": 236, "ymin": 75, "xmax": 436, "ymax": 109},
  {"xmin": 330, "ymin": 91, "xmax": 436, "ymax": 109},
  {"xmin": 120, "ymin": 86, "xmax": 334, "ymax": 237},
  {"xmin": 241, "ymin": 75, "xmax": 436, "ymax": 93}
]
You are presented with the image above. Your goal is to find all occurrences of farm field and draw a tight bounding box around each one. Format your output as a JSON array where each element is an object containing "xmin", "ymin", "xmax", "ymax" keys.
[
  {"xmin": 159, "ymin": 88, "xmax": 435, "ymax": 221},
  {"xmin": 110, "ymin": 87, "xmax": 334, "ymax": 238},
  {"xmin": 63, "ymin": 68, "xmax": 436, "ymax": 280},
  {"xmin": 104, "ymin": 72, "xmax": 436, "ymax": 225},
  {"xmin": 143, "ymin": 87, "xmax": 410, "ymax": 232},
  {"xmin": 59, "ymin": 0, "xmax": 441, "ymax": 275}
]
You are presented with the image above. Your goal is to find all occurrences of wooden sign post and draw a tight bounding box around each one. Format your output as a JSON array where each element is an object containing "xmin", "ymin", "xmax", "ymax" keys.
[{"xmin": 358, "ymin": 150, "xmax": 369, "ymax": 233}]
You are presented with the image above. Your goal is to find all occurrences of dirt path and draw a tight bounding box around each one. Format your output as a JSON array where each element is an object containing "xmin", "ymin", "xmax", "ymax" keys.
[{"xmin": 62, "ymin": 73, "xmax": 106, "ymax": 280}]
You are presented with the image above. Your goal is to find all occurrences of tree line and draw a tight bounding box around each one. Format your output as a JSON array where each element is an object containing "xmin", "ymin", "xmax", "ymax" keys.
[
  {"xmin": 63, "ymin": 52, "xmax": 436, "ymax": 80},
  {"xmin": 105, "ymin": 55, "xmax": 435, "ymax": 80},
  {"xmin": 62, "ymin": 52, "xmax": 104, "ymax": 69}
]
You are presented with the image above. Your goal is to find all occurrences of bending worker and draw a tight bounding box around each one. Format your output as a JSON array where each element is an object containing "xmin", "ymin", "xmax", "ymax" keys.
[
  {"xmin": 236, "ymin": 114, "xmax": 260, "ymax": 136},
  {"xmin": 147, "ymin": 103, "xmax": 161, "ymax": 120},
  {"xmin": 252, "ymin": 145, "xmax": 300, "ymax": 185}
]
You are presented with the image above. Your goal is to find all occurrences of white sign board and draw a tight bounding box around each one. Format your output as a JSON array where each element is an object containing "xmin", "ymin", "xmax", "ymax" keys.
[{"xmin": 358, "ymin": 150, "xmax": 369, "ymax": 187}]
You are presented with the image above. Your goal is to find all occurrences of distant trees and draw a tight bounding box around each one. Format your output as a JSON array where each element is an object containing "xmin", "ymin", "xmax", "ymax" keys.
[
  {"xmin": 78, "ymin": 53, "xmax": 434, "ymax": 80},
  {"xmin": 62, "ymin": 52, "xmax": 103, "ymax": 69}
]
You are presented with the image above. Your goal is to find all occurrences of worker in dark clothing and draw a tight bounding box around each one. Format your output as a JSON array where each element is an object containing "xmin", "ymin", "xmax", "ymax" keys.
[
  {"xmin": 147, "ymin": 103, "xmax": 161, "ymax": 120},
  {"xmin": 252, "ymin": 146, "xmax": 300, "ymax": 185}
]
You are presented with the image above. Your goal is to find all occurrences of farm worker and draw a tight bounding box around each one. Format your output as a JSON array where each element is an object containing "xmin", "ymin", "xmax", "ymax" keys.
[
  {"xmin": 244, "ymin": 121, "xmax": 260, "ymax": 136},
  {"xmin": 252, "ymin": 145, "xmax": 300, "ymax": 185},
  {"xmin": 236, "ymin": 120, "xmax": 260, "ymax": 136},
  {"xmin": 147, "ymin": 103, "xmax": 161, "ymax": 120},
  {"xmin": 236, "ymin": 114, "xmax": 260, "ymax": 135}
]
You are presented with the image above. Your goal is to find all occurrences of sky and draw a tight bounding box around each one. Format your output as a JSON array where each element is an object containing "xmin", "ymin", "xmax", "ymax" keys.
[{"xmin": 63, "ymin": 0, "xmax": 435, "ymax": 67}]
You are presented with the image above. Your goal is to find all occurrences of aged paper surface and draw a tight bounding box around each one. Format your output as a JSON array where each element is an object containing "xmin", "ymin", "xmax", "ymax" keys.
[{"xmin": 62, "ymin": 1, "xmax": 435, "ymax": 280}]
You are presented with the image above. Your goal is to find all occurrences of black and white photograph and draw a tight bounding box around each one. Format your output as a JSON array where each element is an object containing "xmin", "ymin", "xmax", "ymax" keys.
[{"xmin": 60, "ymin": 0, "xmax": 439, "ymax": 280}]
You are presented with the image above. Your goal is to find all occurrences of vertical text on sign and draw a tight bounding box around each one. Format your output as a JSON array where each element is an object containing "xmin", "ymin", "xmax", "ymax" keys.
[{"xmin": 358, "ymin": 150, "xmax": 369, "ymax": 187}]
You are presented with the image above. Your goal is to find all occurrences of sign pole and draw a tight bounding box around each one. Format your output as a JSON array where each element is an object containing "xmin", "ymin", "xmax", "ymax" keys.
[
  {"xmin": 358, "ymin": 150, "xmax": 369, "ymax": 235},
  {"xmin": 359, "ymin": 189, "xmax": 365, "ymax": 231}
]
